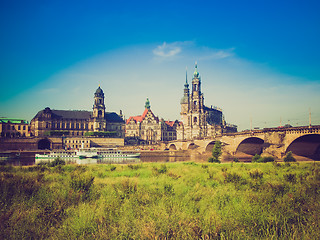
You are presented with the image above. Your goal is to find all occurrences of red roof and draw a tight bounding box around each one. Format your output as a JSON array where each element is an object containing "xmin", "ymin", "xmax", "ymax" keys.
[
  {"xmin": 126, "ymin": 108, "xmax": 156, "ymax": 124},
  {"xmin": 165, "ymin": 121, "xmax": 175, "ymax": 127}
]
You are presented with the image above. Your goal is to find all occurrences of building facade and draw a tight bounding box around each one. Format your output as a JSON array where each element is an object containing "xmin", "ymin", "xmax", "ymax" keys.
[
  {"xmin": 125, "ymin": 99, "xmax": 179, "ymax": 144},
  {"xmin": 177, "ymin": 63, "xmax": 237, "ymax": 140},
  {"xmin": 0, "ymin": 118, "xmax": 30, "ymax": 138},
  {"xmin": 30, "ymin": 86, "xmax": 125, "ymax": 138}
]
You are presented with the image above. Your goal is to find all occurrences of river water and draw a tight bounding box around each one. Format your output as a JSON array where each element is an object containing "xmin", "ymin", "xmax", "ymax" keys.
[{"xmin": 1, "ymin": 152, "xmax": 195, "ymax": 166}]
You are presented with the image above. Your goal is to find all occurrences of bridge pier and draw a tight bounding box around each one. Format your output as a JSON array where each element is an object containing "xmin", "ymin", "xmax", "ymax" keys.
[{"xmin": 168, "ymin": 126, "xmax": 320, "ymax": 161}]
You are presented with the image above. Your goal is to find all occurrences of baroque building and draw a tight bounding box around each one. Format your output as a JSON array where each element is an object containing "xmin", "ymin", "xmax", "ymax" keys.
[
  {"xmin": 30, "ymin": 86, "xmax": 125, "ymax": 137},
  {"xmin": 177, "ymin": 63, "xmax": 237, "ymax": 140},
  {"xmin": 0, "ymin": 118, "xmax": 30, "ymax": 138},
  {"xmin": 125, "ymin": 99, "xmax": 179, "ymax": 144}
]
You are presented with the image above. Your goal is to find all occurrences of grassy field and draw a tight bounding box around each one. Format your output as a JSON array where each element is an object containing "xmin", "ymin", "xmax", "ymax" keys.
[{"xmin": 1, "ymin": 161, "xmax": 319, "ymax": 239}]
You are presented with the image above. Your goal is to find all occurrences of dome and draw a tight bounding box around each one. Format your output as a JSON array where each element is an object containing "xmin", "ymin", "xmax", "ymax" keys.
[
  {"xmin": 94, "ymin": 86, "xmax": 104, "ymax": 97},
  {"xmin": 180, "ymin": 96, "xmax": 188, "ymax": 104},
  {"xmin": 95, "ymin": 86, "xmax": 103, "ymax": 94}
]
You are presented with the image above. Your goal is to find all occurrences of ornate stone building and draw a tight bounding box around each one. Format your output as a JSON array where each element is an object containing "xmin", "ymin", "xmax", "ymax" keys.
[
  {"xmin": 30, "ymin": 86, "xmax": 125, "ymax": 137},
  {"xmin": 125, "ymin": 99, "xmax": 179, "ymax": 144},
  {"xmin": 177, "ymin": 63, "xmax": 237, "ymax": 140},
  {"xmin": 0, "ymin": 118, "xmax": 30, "ymax": 138}
]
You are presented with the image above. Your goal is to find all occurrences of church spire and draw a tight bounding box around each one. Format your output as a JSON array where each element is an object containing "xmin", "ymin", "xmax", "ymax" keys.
[
  {"xmin": 193, "ymin": 61, "xmax": 199, "ymax": 78},
  {"xmin": 184, "ymin": 67, "xmax": 189, "ymax": 88}
]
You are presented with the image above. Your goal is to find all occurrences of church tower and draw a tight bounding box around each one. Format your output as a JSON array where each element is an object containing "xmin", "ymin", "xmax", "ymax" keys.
[
  {"xmin": 92, "ymin": 85, "xmax": 106, "ymax": 131},
  {"xmin": 178, "ymin": 63, "xmax": 206, "ymax": 140},
  {"xmin": 180, "ymin": 68, "xmax": 190, "ymax": 126},
  {"xmin": 190, "ymin": 62, "xmax": 204, "ymax": 128}
]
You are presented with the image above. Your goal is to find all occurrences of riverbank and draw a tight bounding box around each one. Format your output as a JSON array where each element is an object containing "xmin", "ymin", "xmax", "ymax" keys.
[{"xmin": 1, "ymin": 161, "xmax": 319, "ymax": 239}]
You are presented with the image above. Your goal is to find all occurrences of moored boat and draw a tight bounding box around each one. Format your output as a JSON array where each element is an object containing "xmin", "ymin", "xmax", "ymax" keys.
[
  {"xmin": 77, "ymin": 148, "xmax": 140, "ymax": 159},
  {"xmin": 35, "ymin": 150, "xmax": 77, "ymax": 160},
  {"xmin": 35, "ymin": 148, "xmax": 140, "ymax": 161}
]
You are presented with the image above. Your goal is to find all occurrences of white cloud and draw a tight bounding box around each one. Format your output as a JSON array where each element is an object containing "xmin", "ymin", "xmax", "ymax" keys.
[
  {"xmin": 153, "ymin": 42, "xmax": 181, "ymax": 58},
  {"xmin": 1, "ymin": 42, "xmax": 319, "ymax": 131}
]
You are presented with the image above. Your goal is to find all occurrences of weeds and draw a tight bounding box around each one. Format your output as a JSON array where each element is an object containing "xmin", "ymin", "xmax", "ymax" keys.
[{"xmin": 0, "ymin": 162, "xmax": 319, "ymax": 239}]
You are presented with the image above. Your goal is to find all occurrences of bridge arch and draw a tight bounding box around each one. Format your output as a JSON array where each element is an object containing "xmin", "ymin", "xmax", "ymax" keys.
[
  {"xmin": 37, "ymin": 138, "xmax": 52, "ymax": 150},
  {"xmin": 168, "ymin": 143, "xmax": 177, "ymax": 151},
  {"xmin": 286, "ymin": 134, "xmax": 320, "ymax": 160},
  {"xmin": 187, "ymin": 143, "xmax": 199, "ymax": 150},
  {"xmin": 236, "ymin": 137, "xmax": 264, "ymax": 156},
  {"xmin": 205, "ymin": 141, "xmax": 217, "ymax": 152}
]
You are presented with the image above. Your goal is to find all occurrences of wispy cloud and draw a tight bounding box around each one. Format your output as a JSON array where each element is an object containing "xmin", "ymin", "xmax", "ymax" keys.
[
  {"xmin": 153, "ymin": 42, "xmax": 181, "ymax": 58},
  {"xmin": 197, "ymin": 48, "xmax": 235, "ymax": 61}
]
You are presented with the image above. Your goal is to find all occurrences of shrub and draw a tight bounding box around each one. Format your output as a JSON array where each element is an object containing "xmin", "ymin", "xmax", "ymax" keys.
[
  {"xmin": 252, "ymin": 154, "xmax": 274, "ymax": 163},
  {"xmin": 157, "ymin": 164, "xmax": 167, "ymax": 174},
  {"xmin": 252, "ymin": 154, "xmax": 261, "ymax": 162},
  {"xmin": 261, "ymin": 156, "xmax": 275, "ymax": 163},
  {"xmin": 127, "ymin": 164, "xmax": 142, "ymax": 170},
  {"xmin": 249, "ymin": 169, "xmax": 264, "ymax": 180},
  {"xmin": 233, "ymin": 158, "xmax": 239, "ymax": 162},
  {"xmin": 208, "ymin": 157, "xmax": 221, "ymax": 163},
  {"xmin": 283, "ymin": 151, "xmax": 296, "ymax": 162},
  {"xmin": 164, "ymin": 183, "xmax": 174, "ymax": 195},
  {"xmin": 223, "ymin": 172, "xmax": 242, "ymax": 183},
  {"xmin": 49, "ymin": 158, "xmax": 66, "ymax": 167},
  {"xmin": 70, "ymin": 173, "xmax": 94, "ymax": 193},
  {"xmin": 284, "ymin": 173, "xmax": 296, "ymax": 183},
  {"xmin": 113, "ymin": 178, "xmax": 137, "ymax": 199}
]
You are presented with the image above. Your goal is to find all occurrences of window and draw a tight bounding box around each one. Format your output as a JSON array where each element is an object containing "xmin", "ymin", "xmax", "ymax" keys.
[
  {"xmin": 23, "ymin": 126, "xmax": 26, "ymax": 130},
  {"xmin": 18, "ymin": 126, "xmax": 21, "ymax": 130},
  {"xmin": 194, "ymin": 117, "xmax": 197, "ymax": 124}
]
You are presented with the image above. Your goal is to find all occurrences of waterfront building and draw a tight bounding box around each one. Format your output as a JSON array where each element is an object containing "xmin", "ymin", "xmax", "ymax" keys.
[
  {"xmin": 30, "ymin": 86, "xmax": 125, "ymax": 138},
  {"xmin": 177, "ymin": 63, "xmax": 237, "ymax": 140},
  {"xmin": 125, "ymin": 99, "xmax": 179, "ymax": 144},
  {"xmin": 0, "ymin": 118, "xmax": 30, "ymax": 138}
]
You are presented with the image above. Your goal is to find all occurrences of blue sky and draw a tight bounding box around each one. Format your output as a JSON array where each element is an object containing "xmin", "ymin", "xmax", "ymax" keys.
[{"xmin": 1, "ymin": 0, "xmax": 319, "ymax": 130}]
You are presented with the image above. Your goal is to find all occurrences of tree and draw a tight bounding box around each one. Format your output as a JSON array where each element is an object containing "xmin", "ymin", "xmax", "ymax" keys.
[
  {"xmin": 208, "ymin": 141, "xmax": 222, "ymax": 163},
  {"xmin": 283, "ymin": 151, "xmax": 296, "ymax": 162}
]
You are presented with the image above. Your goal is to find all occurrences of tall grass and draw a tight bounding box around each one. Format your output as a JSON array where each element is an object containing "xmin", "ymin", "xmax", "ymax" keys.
[{"xmin": 0, "ymin": 162, "xmax": 319, "ymax": 239}]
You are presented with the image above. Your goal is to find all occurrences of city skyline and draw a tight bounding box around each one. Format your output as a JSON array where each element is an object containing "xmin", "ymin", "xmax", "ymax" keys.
[{"xmin": 1, "ymin": 1, "xmax": 320, "ymax": 131}]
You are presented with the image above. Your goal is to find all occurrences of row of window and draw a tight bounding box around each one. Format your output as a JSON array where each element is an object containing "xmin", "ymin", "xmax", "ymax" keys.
[
  {"xmin": 2, "ymin": 124, "xmax": 29, "ymax": 131},
  {"xmin": 1, "ymin": 132, "xmax": 27, "ymax": 138},
  {"xmin": 64, "ymin": 140, "xmax": 90, "ymax": 144},
  {"xmin": 46, "ymin": 122, "xmax": 91, "ymax": 130}
]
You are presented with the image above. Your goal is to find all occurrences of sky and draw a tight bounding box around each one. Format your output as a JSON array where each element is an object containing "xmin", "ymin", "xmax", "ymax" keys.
[{"xmin": 0, "ymin": 0, "xmax": 319, "ymax": 130}]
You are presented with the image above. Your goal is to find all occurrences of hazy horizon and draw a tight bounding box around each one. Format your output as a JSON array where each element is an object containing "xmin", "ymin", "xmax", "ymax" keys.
[{"xmin": 1, "ymin": 1, "xmax": 319, "ymax": 131}]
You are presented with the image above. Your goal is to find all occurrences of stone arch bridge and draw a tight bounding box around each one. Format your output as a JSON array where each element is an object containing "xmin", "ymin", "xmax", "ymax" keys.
[{"xmin": 167, "ymin": 126, "xmax": 320, "ymax": 160}]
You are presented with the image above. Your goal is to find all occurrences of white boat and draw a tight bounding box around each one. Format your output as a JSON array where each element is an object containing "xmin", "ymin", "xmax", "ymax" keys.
[
  {"xmin": 35, "ymin": 150, "xmax": 77, "ymax": 160},
  {"xmin": 35, "ymin": 148, "xmax": 140, "ymax": 162},
  {"xmin": 77, "ymin": 148, "xmax": 140, "ymax": 159}
]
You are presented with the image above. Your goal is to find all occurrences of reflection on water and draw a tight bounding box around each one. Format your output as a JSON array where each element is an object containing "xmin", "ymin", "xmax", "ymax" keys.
[
  {"xmin": 1, "ymin": 151, "xmax": 223, "ymax": 166},
  {"xmin": 3, "ymin": 155, "xmax": 192, "ymax": 166}
]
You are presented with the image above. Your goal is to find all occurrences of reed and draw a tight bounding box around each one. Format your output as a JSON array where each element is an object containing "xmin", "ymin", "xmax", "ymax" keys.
[{"xmin": 0, "ymin": 161, "xmax": 319, "ymax": 239}]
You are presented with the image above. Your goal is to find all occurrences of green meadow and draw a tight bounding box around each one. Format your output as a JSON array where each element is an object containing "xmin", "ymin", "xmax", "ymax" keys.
[{"xmin": 1, "ymin": 161, "xmax": 319, "ymax": 239}]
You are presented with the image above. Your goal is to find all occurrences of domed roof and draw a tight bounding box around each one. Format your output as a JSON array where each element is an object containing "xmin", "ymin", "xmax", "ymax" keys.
[
  {"xmin": 95, "ymin": 86, "xmax": 103, "ymax": 94},
  {"xmin": 94, "ymin": 85, "xmax": 104, "ymax": 97},
  {"xmin": 180, "ymin": 95, "xmax": 188, "ymax": 104}
]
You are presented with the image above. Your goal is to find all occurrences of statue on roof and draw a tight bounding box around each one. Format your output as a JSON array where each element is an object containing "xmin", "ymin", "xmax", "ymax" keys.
[{"xmin": 145, "ymin": 98, "xmax": 151, "ymax": 109}]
